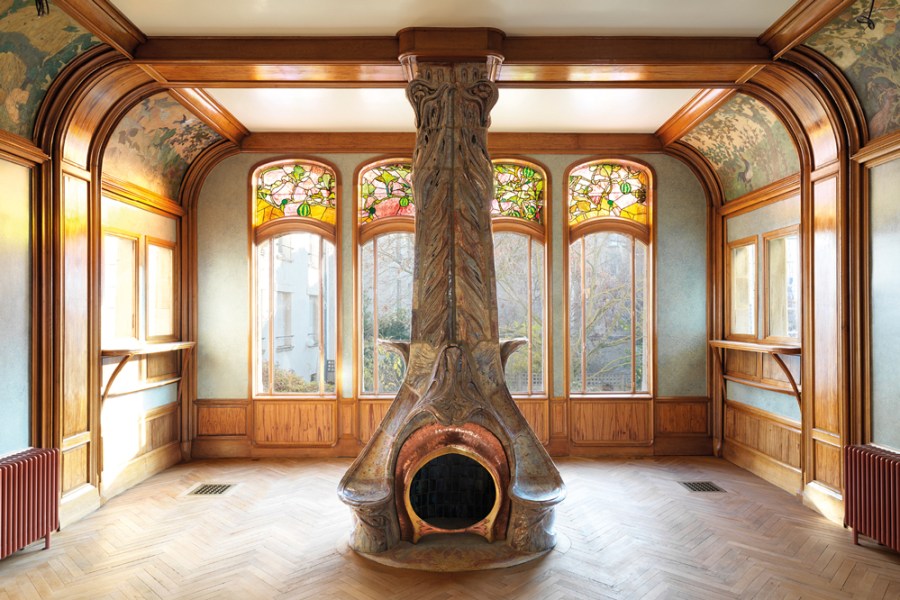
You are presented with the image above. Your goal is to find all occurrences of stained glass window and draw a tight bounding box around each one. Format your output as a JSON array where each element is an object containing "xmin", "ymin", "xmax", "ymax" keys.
[
  {"xmin": 492, "ymin": 162, "xmax": 545, "ymax": 224},
  {"xmin": 359, "ymin": 162, "xmax": 415, "ymax": 225},
  {"xmin": 568, "ymin": 162, "xmax": 649, "ymax": 226},
  {"xmin": 255, "ymin": 161, "xmax": 336, "ymax": 227}
]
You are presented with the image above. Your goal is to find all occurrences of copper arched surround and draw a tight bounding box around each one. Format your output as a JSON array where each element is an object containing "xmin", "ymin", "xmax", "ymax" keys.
[{"xmin": 395, "ymin": 423, "xmax": 510, "ymax": 543}]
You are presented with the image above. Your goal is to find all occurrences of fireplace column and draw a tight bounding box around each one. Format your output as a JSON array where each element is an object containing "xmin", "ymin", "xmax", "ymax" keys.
[{"xmin": 338, "ymin": 29, "xmax": 564, "ymax": 562}]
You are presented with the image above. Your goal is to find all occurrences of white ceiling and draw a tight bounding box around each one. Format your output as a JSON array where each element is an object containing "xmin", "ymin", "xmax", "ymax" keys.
[
  {"xmin": 110, "ymin": 0, "xmax": 797, "ymax": 134},
  {"xmin": 206, "ymin": 88, "xmax": 701, "ymax": 133},
  {"xmin": 111, "ymin": 0, "xmax": 795, "ymax": 37}
]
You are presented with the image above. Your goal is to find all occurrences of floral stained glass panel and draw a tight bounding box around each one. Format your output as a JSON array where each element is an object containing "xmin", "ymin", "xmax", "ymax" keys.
[
  {"xmin": 255, "ymin": 162, "xmax": 336, "ymax": 227},
  {"xmin": 492, "ymin": 162, "xmax": 545, "ymax": 224},
  {"xmin": 568, "ymin": 163, "xmax": 649, "ymax": 225},
  {"xmin": 359, "ymin": 162, "xmax": 415, "ymax": 225}
]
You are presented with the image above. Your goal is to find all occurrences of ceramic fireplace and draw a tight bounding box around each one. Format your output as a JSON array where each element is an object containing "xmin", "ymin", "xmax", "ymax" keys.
[{"xmin": 338, "ymin": 51, "xmax": 564, "ymax": 564}]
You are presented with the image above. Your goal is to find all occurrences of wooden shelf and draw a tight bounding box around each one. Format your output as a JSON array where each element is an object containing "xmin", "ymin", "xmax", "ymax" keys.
[
  {"xmin": 101, "ymin": 341, "xmax": 196, "ymax": 404},
  {"xmin": 708, "ymin": 339, "xmax": 800, "ymax": 355},
  {"xmin": 709, "ymin": 339, "xmax": 802, "ymax": 457},
  {"xmin": 101, "ymin": 341, "xmax": 196, "ymax": 358}
]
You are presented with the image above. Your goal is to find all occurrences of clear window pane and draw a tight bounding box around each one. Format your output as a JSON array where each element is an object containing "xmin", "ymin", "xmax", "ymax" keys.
[
  {"xmin": 569, "ymin": 238, "xmax": 584, "ymax": 392},
  {"xmin": 361, "ymin": 232, "xmax": 413, "ymax": 395},
  {"xmin": 101, "ymin": 233, "xmax": 137, "ymax": 344},
  {"xmin": 258, "ymin": 232, "xmax": 336, "ymax": 395},
  {"xmin": 495, "ymin": 232, "xmax": 530, "ymax": 393},
  {"xmin": 767, "ymin": 233, "xmax": 800, "ymax": 339},
  {"xmin": 583, "ymin": 232, "xmax": 633, "ymax": 393},
  {"xmin": 730, "ymin": 243, "xmax": 756, "ymax": 336},
  {"xmin": 530, "ymin": 238, "xmax": 544, "ymax": 393},
  {"xmin": 146, "ymin": 242, "xmax": 175, "ymax": 339},
  {"xmin": 635, "ymin": 240, "xmax": 648, "ymax": 392}
]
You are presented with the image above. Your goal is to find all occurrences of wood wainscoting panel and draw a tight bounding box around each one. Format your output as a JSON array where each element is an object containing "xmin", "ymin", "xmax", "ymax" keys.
[
  {"xmin": 813, "ymin": 438, "xmax": 842, "ymax": 492},
  {"xmin": 655, "ymin": 397, "xmax": 709, "ymax": 435},
  {"xmin": 725, "ymin": 349, "xmax": 758, "ymax": 379},
  {"xmin": 570, "ymin": 399, "xmax": 652, "ymax": 446},
  {"xmin": 196, "ymin": 403, "xmax": 248, "ymax": 437},
  {"xmin": 724, "ymin": 400, "xmax": 801, "ymax": 494},
  {"xmin": 62, "ymin": 443, "xmax": 90, "ymax": 494},
  {"xmin": 358, "ymin": 400, "xmax": 391, "ymax": 444},
  {"xmin": 254, "ymin": 400, "xmax": 337, "ymax": 446},
  {"xmin": 514, "ymin": 399, "xmax": 549, "ymax": 444},
  {"xmin": 654, "ymin": 397, "xmax": 712, "ymax": 455}
]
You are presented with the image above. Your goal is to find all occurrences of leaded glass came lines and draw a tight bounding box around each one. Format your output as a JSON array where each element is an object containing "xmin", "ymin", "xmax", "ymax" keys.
[
  {"xmin": 568, "ymin": 162, "xmax": 648, "ymax": 225},
  {"xmin": 357, "ymin": 161, "xmax": 546, "ymax": 225},
  {"xmin": 492, "ymin": 162, "xmax": 545, "ymax": 224},
  {"xmin": 359, "ymin": 162, "xmax": 415, "ymax": 225},
  {"xmin": 255, "ymin": 162, "xmax": 336, "ymax": 226}
]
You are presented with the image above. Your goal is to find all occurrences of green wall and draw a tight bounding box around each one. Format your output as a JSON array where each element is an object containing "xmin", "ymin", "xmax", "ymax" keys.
[
  {"xmin": 0, "ymin": 158, "xmax": 31, "ymax": 454},
  {"xmin": 870, "ymin": 158, "xmax": 900, "ymax": 451},
  {"xmin": 196, "ymin": 151, "xmax": 709, "ymax": 403}
]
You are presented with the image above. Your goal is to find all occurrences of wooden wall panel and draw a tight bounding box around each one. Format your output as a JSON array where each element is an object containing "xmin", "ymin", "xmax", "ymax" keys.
[
  {"xmin": 726, "ymin": 349, "xmax": 758, "ymax": 378},
  {"xmin": 656, "ymin": 400, "xmax": 708, "ymax": 435},
  {"xmin": 724, "ymin": 401, "xmax": 801, "ymax": 493},
  {"xmin": 254, "ymin": 401, "xmax": 336, "ymax": 445},
  {"xmin": 514, "ymin": 400, "xmax": 549, "ymax": 444},
  {"xmin": 61, "ymin": 444, "xmax": 89, "ymax": 494},
  {"xmin": 197, "ymin": 405, "xmax": 247, "ymax": 436},
  {"xmin": 358, "ymin": 400, "xmax": 391, "ymax": 444},
  {"xmin": 147, "ymin": 405, "xmax": 179, "ymax": 452},
  {"xmin": 814, "ymin": 439, "xmax": 842, "ymax": 490},
  {"xmin": 62, "ymin": 175, "xmax": 90, "ymax": 439},
  {"xmin": 812, "ymin": 177, "xmax": 842, "ymax": 437},
  {"xmin": 570, "ymin": 400, "xmax": 651, "ymax": 445}
]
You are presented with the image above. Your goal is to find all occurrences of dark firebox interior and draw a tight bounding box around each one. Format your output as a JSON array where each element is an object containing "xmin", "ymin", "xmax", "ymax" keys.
[{"xmin": 408, "ymin": 453, "xmax": 497, "ymax": 530}]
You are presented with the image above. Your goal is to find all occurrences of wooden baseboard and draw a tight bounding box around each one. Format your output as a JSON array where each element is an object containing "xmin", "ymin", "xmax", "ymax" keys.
[
  {"xmin": 723, "ymin": 439, "xmax": 802, "ymax": 494},
  {"xmin": 59, "ymin": 484, "xmax": 102, "ymax": 529},
  {"xmin": 803, "ymin": 480, "xmax": 844, "ymax": 525},
  {"xmin": 568, "ymin": 445, "xmax": 655, "ymax": 457},
  {"xmin": 654, "ymin": 436, "xmax": 713, "ymax": 456},
  {"xmin": 100, "ymin": 442, "xmax": 182, "ymax": 500}
]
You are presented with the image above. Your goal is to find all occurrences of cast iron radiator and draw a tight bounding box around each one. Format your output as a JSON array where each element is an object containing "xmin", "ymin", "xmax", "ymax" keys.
[
  {"xmin": 0, "ymin": 448, "xmax": 60, "ymax": 560},
  {"xmin": 844, "ymin": 444, "xmax": 899, "ymax": 553}
]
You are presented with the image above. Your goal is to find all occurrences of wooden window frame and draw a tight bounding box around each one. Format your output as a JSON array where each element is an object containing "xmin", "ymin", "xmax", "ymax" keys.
[
  {"xmin": 762, "ymin": 225, "xmax": 801, "ymax": 345},
  {"xmin": 725, "ymin": 235, "xmax": 759, "ymax": 342},
  {"xmin": 251, "ymin": 158, "xmax": 340, "ymax": 400},
  {"xmin": 565, "ymin": 158, "xmax": 653, "ymax": 399}
]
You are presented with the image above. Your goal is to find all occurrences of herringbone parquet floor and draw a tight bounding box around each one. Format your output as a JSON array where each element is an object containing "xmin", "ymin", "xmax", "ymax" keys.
[{"xmin": 1, "ymin": 457, "xmax": 898, "ymax": 599}]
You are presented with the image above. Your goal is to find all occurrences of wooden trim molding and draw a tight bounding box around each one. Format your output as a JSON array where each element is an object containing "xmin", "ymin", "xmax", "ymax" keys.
[
  {"xmin": 54, "ymin": 0, "xmax": 146, "ymax": 58},
  {"xmin": 852, "ymin": 130, "xmax": 900, "ymax": 167},
  {"xmin": 241, "ymin": 132, "xmax": 663, "ymax": 155},
  {"xmin": 758, "ymin": 0, "xmax": 855, "ymax": 60},
  {"xmin": 168, "ymin": 88, "xmax": 249, "ymax": 145},
  {"xmin": 718, "ymin": 174, "xmax": 801, "ymax": 217},
  {"xmin": 0, "ymin": 129, "xmax": 49, "ymax": 166},
  {"xmin": 102, "ymin": 174, "xmax": 184, "ymax": 216},
  {"xmin": 656, "ymin": 88, "xmax": 736, "ymax": 147}
]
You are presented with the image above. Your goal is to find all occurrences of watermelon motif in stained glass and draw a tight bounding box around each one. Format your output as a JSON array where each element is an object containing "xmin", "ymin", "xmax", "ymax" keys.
[
  {"xmin": 492, "ymin": 162, "xmax": 545, "ymax": 224},
  {"xmin": 568, "ymin": 162, "xmax": 649, "ymax": 225},
  {"xmin": 359, "ymin": 162, "xmax": 415, "ymax": 225},
  {"xmin": 255, "ymin": 162, "xmax": 336, "ymax": 226}
]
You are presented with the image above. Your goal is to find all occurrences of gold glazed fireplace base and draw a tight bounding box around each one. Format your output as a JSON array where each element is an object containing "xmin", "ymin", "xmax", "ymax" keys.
[{"xmin": 341, "ymin": 533, "xmax": 558, "ymax": 572}]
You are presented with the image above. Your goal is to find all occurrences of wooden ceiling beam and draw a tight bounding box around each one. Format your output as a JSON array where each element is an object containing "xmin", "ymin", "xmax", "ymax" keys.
[
  {"xmin": 132, "ymin": 35, "xmax": 771, "ymax": 86},
  {"xmin": 54, "ymin": 0, "xmax": 146, "ymax": 58},
  {"xmin": 759, "ymin": 0, "xmax": 855, "ymax": 59},
  {"xmin": 167, "ymin": 88, "xmax": 249, "ymax": 145},
  {"xmin": 655, "ymin": 88, "xmax": 736, "ymax": 146},
  {"xmin": 241, "ymin": 132, "xmax": 662, "ymax": 154}
]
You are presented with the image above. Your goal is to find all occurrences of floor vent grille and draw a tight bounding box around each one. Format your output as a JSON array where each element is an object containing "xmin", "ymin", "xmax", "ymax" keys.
[
  {"xmin": 189, "ymin": 483, "xmax": 234, "ymax": 496},
  {"xmin": 679, "ymin": 481, "xmax": 725, "ymax": 493}
]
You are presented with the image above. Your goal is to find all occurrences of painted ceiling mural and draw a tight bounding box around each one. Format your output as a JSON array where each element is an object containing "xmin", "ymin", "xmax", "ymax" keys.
[
  {"xmin": 682, "ymin": 93, "xmax": 800, "ymax": 202},
  {"xmin": 0, "ymin": 0, "xmax": 98, "ymax": 138},
  {"xmin": 805, "ymin": 0, "xmax": 899, "ymax": 140},
  {"xmin": 103, "ymin": 93, "xmax": 223, "ymax": 200}
]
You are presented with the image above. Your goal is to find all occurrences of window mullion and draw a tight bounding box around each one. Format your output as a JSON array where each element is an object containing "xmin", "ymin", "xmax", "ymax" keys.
[
  {"xmin": 526, "ymin": 236, "xmax": 533, "ymax": 396},
  {"xmin": 631, "ymin": 237, "xmax": 637, "ymax": 393},
  {"xmin": 268, "ymin": 239, "xmax": 275, "ymax": 394},
  {"xmin": 580, "ymin": 237, "xmax": 587, "ymax": 394}
]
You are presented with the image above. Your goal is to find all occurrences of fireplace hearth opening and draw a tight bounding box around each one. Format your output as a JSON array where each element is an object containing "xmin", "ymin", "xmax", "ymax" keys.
[{"xmin": 408, "ymin": 451, "xmax": 498, "ymax": 531}]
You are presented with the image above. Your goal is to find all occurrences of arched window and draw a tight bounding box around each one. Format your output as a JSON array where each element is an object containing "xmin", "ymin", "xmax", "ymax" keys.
[
  {"xmin": 358, "ymin": 159, "xmax": 415, "ymax": 396},
  {"xmin": 356, "ymin": 158, "xmax": 548, "ymax": 397},
  {"xmin": 567, "ymin": 160, "xmax": 651, "ymax": 395},
  {"xmin": 492, "ymin": 160, "xmax": 547, "ymax": 396},
  {"xmin": 252, "ymin": 159, "xmax": 338, "ymax": 396}
]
